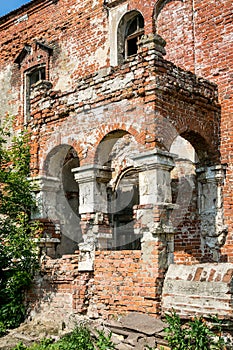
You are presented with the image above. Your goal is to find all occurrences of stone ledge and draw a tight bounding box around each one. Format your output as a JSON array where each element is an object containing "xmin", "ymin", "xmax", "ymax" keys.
[{"xmin": 162, "ymin": 263, "xmax": 233, "ymax": 319}]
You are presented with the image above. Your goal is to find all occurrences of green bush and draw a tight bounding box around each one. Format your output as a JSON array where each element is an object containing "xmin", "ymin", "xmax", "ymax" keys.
[
  {"xmin": 164, "ymin": 310, "xmax": 225, "ymax": 350},
  {"xmin": 0, "ymin": 119, "xmax": 38, "ymax": 333}
]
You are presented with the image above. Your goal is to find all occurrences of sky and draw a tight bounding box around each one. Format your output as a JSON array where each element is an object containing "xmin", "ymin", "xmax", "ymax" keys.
[{"xmin": 0, "ymin": 0, "xmax": 32, "ymax": 17}]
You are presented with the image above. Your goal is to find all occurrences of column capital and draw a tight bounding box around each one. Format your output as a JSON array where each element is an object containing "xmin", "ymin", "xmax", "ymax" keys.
[
  {"xmin": 29, "ymin": 175, "xmax": 61, "ymax": 192},
  {"xmin": 132, "ymin": 149, "xmax": 176, "ymax": 172},
  {"xmin": 72, "ymin": 164, "xmax": 112, "ymax": 184},
  {"xmin": 196, "ymin": 164, "xmax": 227, "ymax": 184},
  {"xmin": 72, "ymin": 164, "xmax": 112, "ymax": 214}
]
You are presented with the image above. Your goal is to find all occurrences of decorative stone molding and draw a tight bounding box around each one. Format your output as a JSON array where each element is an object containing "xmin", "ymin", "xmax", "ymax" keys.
[
  {"xmin": 196, "ymin": 164, "xmax": 228, "ymax": 261},
  {"xmin": 72, "ymin": 164, "xmax": 112, "ymax": 214},
  {"xmin": 30, "ymin": 175, "xmax": 61, "ymax": 219},
  {"xmin": 132, "ymin": 149, "xmax": 176, "ymax": 205},
  {"xmin": 138, "ymin": 33, "xmax": 166, "ymax": 57}
]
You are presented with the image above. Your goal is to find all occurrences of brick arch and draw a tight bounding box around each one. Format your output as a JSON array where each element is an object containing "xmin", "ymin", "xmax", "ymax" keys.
[
  {"xmin": 180, "ymin": 130, "xmax": 219, "ymax": 165},
  {"xmin": 154, "ymin": 0, "xmax": 183, "ymax": 22},
  {"xmin": 91, "ymin": 123, "xmax": 145, "ymax": 164},
  {"xmin": 152, "ymin": 111, "xmax": 219, "ymax": 165},
  {"xmin": 37, "ymin": 131, "xmax": 85, "ymax": 175},
  {"xmin": 174, "ymin": 113, "xmax": 220, "ymax": 164},
  {"xmin": 43, "ymin": 143, "xmax": 80, "ymax": 178}
]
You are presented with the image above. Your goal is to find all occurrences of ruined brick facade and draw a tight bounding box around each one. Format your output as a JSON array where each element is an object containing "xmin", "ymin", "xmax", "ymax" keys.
[{"xmin": 0, "ymin": 0, "xmax": 233, "ymax": 320}]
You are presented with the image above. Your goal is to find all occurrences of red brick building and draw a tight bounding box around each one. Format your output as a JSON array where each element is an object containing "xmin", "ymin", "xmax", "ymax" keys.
[{"xmin": 0, "ymin": 0, "xmax": 233, "ymax": 320}]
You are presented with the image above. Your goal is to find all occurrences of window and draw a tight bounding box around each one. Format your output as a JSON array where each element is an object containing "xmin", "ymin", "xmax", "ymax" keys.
[
  {"xmin": 125, "ymin": 14, "xmax": 144, "ymax": 58},
  {"xmin": 24, "ymin": 65, "xmax": 46, "ymax": 120},
  {"xmin": 117, "ymin": 11, "xmax": 144, "ymax": 64},
  {"xmin": 29, "ymin": 67, "xmax": 46, "ymax": 87}
]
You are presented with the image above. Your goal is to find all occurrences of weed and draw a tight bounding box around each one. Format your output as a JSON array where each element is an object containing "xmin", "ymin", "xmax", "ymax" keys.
[
  {"xmin": 12, "ymin": 324, "xmax": 116, "ymax": 350},
  {"xmin": 164, "ymin": 310, "xmax": 225, "ymax": 350},
  {"xmin": 95, "ymin": 329, "xmax": 115, "ymax": 350}
]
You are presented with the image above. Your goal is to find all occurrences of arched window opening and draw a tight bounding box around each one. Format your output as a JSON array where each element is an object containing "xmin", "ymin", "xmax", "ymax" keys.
[
  {"xmin": 109, "ymin": 170, "xmax": 140, "ymax": 250},
  {"xmin": 117, "ymin": 11, "xmax": 144, "ymax": 64},
  {"xmin": 42, "ymin": 145, "xmax": 81, "ymax": 256},
  {"xmin": 125, "ymin": 14, "xmax": 144, "ymax": 58},
  {"xmin": 96, "ymin": 131, "xmax": 144, "ymax": 250}
]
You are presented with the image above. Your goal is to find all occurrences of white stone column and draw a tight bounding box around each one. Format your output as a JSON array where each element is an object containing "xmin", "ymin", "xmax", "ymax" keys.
[
  {"xmin": 133, "ymin": 149, "xmax": 175, "ymax": 205},
  {"xmin": 72, "ymin": 164, "xmax": 112, "ymax": 214},
  {"xmin": 132, "ymin": 149, "xmax": 176, "ymax": 267},
  {"xmin": 72, "ymin": 164, "xmax": 112, "ymax": 271},
  {"xmin": 31, "ymin": 175, "xmax": 61, "ymax": 219},
  {"xmin": 131, "ymin": 149, "xmax": 176, "ymax": 308},
  {"xmin": 196, "ymin": 164, "xmax": 228, "ymax": 261},
  {"xmin": 30, "ymin": 175, "xmax": 61, "ymax": 257}
]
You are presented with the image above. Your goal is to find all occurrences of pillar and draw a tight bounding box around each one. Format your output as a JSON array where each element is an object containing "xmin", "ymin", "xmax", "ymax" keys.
[
  {"xmin": 132, "ymin": 149, "xmax": 176, "ymax": 313},
  {"xmin": 196, "ymin": 164, "xmax": 228, "ymax": 261},
  {"xmin": 72, "ymin": 164, "xmax": 112, "ymax": 270},
  {"xmin": 31, "ymin": 175, "xmax": 61, "ymax": 257}
]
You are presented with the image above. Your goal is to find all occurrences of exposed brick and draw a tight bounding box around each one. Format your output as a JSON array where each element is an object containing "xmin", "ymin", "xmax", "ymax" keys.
[{"xmin": 1, "ymin": 0, "xmax": 232, "ymax": 321}]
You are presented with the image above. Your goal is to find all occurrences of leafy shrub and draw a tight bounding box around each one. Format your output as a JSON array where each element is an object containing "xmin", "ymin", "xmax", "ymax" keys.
[
  {"xmin": 95, "ymin": 329, "xmax": 115, "ymax": 350},
  {"xmin": 52, "ymin": 325, "xmax": 94, "ymax": 350},
  {"xmin": 164, "ymin": 310, "xmax": 225, "ymax": 350},
  {"xmin": 0, "ymin": 119, "xmax": 38, "ymax": 333}
]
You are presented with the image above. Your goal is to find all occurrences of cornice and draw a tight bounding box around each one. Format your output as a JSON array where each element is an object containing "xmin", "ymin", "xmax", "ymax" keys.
[{"xmin": 0, "ymin": 0, "xmax": 59, "ymax": 31}]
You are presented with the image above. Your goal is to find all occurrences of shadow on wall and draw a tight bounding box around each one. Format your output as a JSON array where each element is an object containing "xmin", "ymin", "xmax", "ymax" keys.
[{"xmin": 34, "ymin": 144, "xmax": 82, "ymax": 257}]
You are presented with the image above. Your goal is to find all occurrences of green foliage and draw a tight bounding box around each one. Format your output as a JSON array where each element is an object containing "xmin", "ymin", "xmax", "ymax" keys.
[
  {"xmin": 95, "ymin": 329, "xmax": 115, "ymax": 350},
  {"xmin": 164, "ymin": 311, "xmax": 187, "ymax": 350},
  {"xmin": 52, "ymin": 325, "xmax": 95, "ymax": 350},
  {"xmin": 12, "ymin": 325, "xmax": 116, "ymax": 350},
  {"xmin": 0, "ymin": 118, "xmax": 38, "ymax": 333},
  {"xmin": 164, "ymin": 310, "xmax": 225, "ymax": 350}
]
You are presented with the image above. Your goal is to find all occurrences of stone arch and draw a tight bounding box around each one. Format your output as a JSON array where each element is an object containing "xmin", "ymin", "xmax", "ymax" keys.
[
  {"xmin": 41, "ymin": 144, "xmax": 81, "ymax": 256},
  {"xmin": 95, "ymin": 130, "xmax": 143, "ymax": 250},
  {"xmin": 154, "ymin": 0, "xmax": 183, "ymax": 22}
]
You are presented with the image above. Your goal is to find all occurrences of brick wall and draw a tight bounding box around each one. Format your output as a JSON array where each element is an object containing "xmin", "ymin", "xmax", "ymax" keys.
[
  {"xmin": 27, "ymin": 249, "xmax": 164, "ymax": 320},
  {"xmin": 26, "ymin": 254, "xmax": 93, "ymax": 319},
  {"xmin": 162, "ymin": 263, "xmax": 233, "ymax": 319},
  {"xmin": 156, "ymin": 0, "xmax": 233, "ymax": 261},
  {"xmin": 0, "ymin": 0, "xmax": 232, "ymax": 320}
]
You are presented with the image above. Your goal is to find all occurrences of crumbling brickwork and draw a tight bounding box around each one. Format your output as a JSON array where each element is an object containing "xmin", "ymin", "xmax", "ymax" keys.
[{"xmin": 0, "ymin": 0, "xmax": 232, "ymax": 320}]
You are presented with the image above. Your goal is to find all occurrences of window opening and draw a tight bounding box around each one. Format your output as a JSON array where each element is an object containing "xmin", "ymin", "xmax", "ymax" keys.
[
  {"xmin": 117, "ymin": 11, "xmax": 144, "ymax": 64},
  {"xmin": 29, "ymin": 67, "xmax": 46, "ymax": 87},
  {"xmin": 109, "ymin": 171, "xmax": 141, "ymax": 250},
  {"xmin": 125, "ymin": 14, "xmax": 144, "ymax": 59},
  {"xmin": 24, "ymin": 66, "xmax": 46, "ymax": 121}
]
